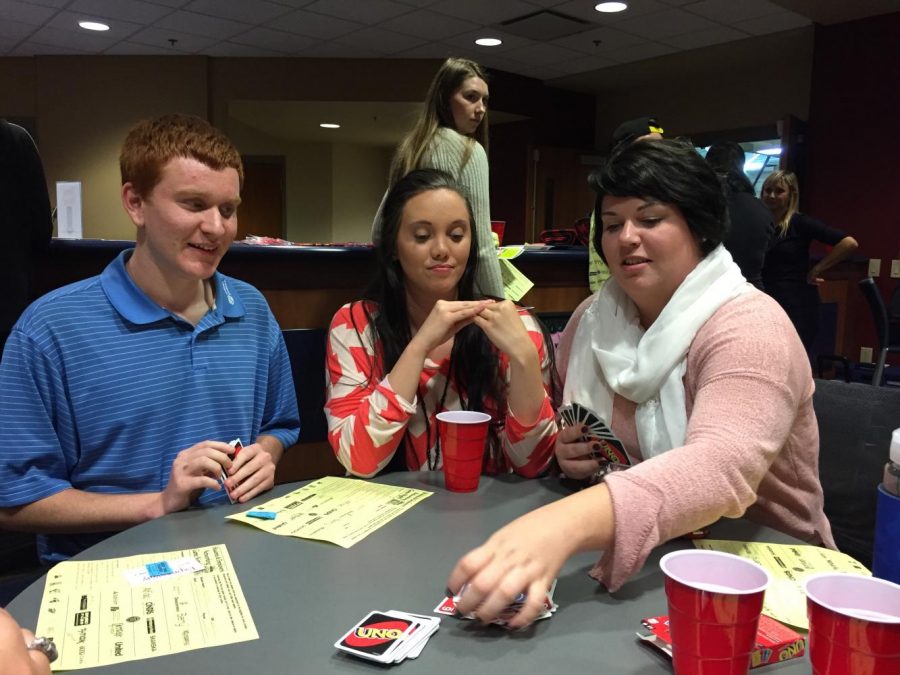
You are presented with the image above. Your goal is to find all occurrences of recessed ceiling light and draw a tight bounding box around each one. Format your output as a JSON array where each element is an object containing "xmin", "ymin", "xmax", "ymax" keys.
[
  {"xmin": 595, "ymin": 2, "xmax": 628, "ymax": 13},
  {"xmin": 475, "ymin": 37, "xmax": 502, "ymax": 47},
  {"xmin": 320, "ymin": 123, "xmax": 340, "ymax": 129},
  {"xmin": 78, "ymin": 20, "xmax": 110, "ymax": 31},
  {"xmin": 759, "ymin": 147, "xmax": 782, "ymax": 156}
]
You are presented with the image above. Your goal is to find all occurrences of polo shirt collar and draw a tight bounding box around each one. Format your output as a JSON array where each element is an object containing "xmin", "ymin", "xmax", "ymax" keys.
[{"xmin": 101, "ymin": 249, "xmax": 245, "ymax": 325}]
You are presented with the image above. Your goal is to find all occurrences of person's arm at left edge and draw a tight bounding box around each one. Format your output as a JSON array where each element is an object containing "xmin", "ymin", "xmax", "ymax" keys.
[{"xmin": 224, "ymin": 310, "xmax": 300, "ymax": 503}]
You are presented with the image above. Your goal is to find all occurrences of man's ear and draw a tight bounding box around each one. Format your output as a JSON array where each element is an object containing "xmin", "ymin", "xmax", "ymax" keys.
[{"xmin": 121, "ymin": 182, "xmax": 145, "ymax": 227}]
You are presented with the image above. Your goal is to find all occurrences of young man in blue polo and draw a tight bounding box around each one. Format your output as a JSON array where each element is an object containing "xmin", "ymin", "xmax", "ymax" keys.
[{"xmin": 0, "ymin": 114, "xmax": 300, "ymax": 564}]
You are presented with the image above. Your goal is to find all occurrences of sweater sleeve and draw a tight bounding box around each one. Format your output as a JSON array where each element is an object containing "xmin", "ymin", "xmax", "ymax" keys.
[
  {"xmin": 592, "ymin": 292, "xmax": 813, "ymax": 590},
  {"xmin": 424, "ymin": 128, "xmax": 504, "ymax": 298},
  {"xmin": 324, "ymin": 303, "xmax": 418, "ymax": 477},
  {"xmin": 500, "ymin": 311, "xmax": 558, "ymax": 477},
  {"xmin": 793, "ymin": 212, "xmax": 847, "ymax": 247}
]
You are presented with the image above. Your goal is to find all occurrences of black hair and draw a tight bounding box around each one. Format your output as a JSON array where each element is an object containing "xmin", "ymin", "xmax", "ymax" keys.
[
  {"xmin": 589, "ymin": 138, "xmax": 728, "ymax": 263},
  {"xmin": 355, "ymin": 168, "xmax": 505, "ymax": 470},
  {"xmin": 705, "ymin": 141, "xmax": 755, "ymax": 195}
]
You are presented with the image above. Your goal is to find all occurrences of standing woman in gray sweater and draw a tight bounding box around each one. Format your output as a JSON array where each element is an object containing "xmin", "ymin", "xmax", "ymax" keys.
[{"xmin": 373, "ymin": 58, "xmax": 503, "ymax": 298}]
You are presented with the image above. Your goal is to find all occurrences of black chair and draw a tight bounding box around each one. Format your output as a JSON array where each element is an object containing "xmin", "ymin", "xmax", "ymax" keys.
[
  {"xmin": 813, "ymin": 378, "xmax": 900, "ymax": 567},
  {"xmin": 281, "ymin": 328, "xmax": 329, "ymax": 443},
  {"xmin": 817, "ymin": 278, "xmax": 900, "ymax": 385},
  {"xmin": 859, "ymin": 277, "xmax": 900, "ymax": 386}
]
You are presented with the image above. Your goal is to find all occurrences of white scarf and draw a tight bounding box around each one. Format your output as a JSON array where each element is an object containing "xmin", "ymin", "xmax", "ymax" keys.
[{"xmin": 564, "ymin": 245, "xmax": 749, "ymax": 459}]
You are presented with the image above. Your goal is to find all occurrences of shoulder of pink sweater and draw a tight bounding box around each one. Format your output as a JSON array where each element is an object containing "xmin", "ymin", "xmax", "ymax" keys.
[
  {"xmin": 688, "ymin": 288, "xmax": 812, "ymax": 396},
  {"xmin": 556, "ymin": 292, "xmax": 596, "ymax": 385}
]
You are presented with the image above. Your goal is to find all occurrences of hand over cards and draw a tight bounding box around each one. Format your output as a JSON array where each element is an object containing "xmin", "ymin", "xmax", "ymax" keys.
[
  {"xmin": 435, "ymin": 580, "xmax": 558, "ymax": 628},
  {"xmin": 335, "ymin": 610, "xmax": 440, "ymax": 664}
]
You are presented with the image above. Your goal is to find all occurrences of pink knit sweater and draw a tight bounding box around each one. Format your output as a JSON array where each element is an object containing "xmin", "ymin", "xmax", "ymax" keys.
[{"xmin": 558, "ymin": 289, "xmax": 836, "ymax": 591}]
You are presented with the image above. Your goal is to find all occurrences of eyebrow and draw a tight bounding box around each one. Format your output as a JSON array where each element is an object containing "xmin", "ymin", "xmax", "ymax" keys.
[
  {"xmin": 175, "ymin": 190, "xmax": 241, "ymax": 206},
  {"xmin": 601, "ymin": 199, "xmax": 661, "ymax": 216}
]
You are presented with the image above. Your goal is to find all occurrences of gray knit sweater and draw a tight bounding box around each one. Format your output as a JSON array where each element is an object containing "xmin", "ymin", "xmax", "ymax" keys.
[{"xmin": 372, "ymin": 126, "xmax": 504, "ymax": 298}]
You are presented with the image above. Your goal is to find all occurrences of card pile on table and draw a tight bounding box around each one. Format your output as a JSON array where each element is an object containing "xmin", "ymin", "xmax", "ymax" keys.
[
  {"xmin": 335, "ymin": 610, "xmax": 440, "ymax": 664},
  {"xmin": 434, "ymin": 580, "xmax": 558, "ymax": 628}
]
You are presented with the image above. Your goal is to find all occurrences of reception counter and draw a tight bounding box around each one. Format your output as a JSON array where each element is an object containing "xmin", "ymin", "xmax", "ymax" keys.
[{"xmin": 34, "ymin": 239, "xmax": 592, "ymax": 330}]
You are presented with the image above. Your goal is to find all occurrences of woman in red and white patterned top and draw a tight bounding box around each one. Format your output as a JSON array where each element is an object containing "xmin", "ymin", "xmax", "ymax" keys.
[{"xmin": 325, "ymin": 169, "xmax": 557, "ymax": 478}]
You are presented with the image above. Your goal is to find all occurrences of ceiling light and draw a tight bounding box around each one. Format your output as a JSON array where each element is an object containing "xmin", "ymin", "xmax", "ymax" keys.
[
  {"xmin": 319, "ymin": 123, "xmax": 340, "ymax": 129},
  {"xmin": 759, "ymin": 147, "xmax": 782, "ymax": 156},
  {"xmin": 78, "ymin": 20, "xmax": 110, "ymax": 31},
  {"xmin": 475, "ymin": 37, "xmax": 502, "ymax": 47},
  {"xmin": 595, "ymin": 2, "xmax": 627, "ymax": 13}
]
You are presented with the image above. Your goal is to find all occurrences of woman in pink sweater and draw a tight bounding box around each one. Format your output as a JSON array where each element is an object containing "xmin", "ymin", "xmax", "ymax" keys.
[{"xmin": 448, "ymin": 139, "xmax": 835, "ymax": 627}]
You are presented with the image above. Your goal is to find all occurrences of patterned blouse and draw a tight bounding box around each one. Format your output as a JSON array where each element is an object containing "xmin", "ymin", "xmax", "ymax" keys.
[{"xmin": 325, "ymin": 301, "xmax": 557, "ymax": 478}]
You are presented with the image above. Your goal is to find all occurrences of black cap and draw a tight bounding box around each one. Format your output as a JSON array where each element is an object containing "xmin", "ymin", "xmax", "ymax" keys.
[{"xmin": 611, "ymin": 115, "xmax": 664, "ymax": 147}]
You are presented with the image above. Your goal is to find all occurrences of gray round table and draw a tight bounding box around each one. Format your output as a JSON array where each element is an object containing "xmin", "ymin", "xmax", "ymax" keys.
[{"xmin": 8, "ymin": 473, "xmax": 811, "ymax": 673}]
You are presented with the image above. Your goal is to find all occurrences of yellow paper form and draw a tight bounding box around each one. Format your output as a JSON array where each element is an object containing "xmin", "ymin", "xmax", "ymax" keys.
[
  {"xmin": 36, "ymin": 544, "xmax": 257, "ymax": 671},
  {"xmin": 227, "ymin": 476, "xmax": 432, "ymax": 547},
  {"xmin": 499, "ymin": 258, "xmax": 534, "ymax": 302},
  {"xmin": 694, "ymin": 540, "xmax": 870, "ymax": 629}
]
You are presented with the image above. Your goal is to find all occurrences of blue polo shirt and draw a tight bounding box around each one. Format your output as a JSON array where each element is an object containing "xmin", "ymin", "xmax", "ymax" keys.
[{"xmin": 0, "ymin": 250, "xmax": 300, "ymax": 563}]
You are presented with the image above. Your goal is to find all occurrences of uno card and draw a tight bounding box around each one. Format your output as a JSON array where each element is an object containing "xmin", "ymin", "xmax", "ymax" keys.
[
  {"xmin": 335, "ymin": 611, "xmax": 415, "ymax": 663},
  {"xmin": 221, "ymin": 438, "xmax": 243, "ymax": 504},
  {"xmin": 570, "ymin": 402, "xmax": 630, "ymax": 467}
]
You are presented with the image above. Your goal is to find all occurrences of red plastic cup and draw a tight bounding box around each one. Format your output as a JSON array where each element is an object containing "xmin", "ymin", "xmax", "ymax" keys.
[
  {"xmin": 436, "ymin": 411, "xmax": 490, "ymax": 492},
  {"xmin": 659, "ymin": 550, "xmax": 770, "ymax": 674},
  {"xmin": 804, "ymin": 573, "xmax": 900, "ymax": 675},
  {"xmin": 490, "ymin": 221, "xmax": 506, "ymax": 246}
]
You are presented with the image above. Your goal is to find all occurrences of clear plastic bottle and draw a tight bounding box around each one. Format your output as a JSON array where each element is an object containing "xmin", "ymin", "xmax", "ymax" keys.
[{"xmin": 884, "ymin": 429, "xmax": 900, "ymax": 497}]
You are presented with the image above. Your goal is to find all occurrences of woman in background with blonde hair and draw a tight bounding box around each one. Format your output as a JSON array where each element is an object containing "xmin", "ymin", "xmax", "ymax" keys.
[
  {"xmin": 373, "ymin": 57, "xmax": 503, "ymax": 298},
  {"xmin": 761, "ymin": 169, "xmax": 858, "ymax": 353}
]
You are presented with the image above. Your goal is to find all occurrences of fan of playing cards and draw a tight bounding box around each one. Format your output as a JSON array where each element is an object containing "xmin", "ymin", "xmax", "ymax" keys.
[
  {"xmin": 434, "ymin": 580, "xmax": 559, "ymax": 628},
  {"xmin": 558, "ymin": 402, "xmax": 631, "ymax": 468},
  {"xmin": 335, "ymin": 610, "xmax": 440, "ymax": 664}
]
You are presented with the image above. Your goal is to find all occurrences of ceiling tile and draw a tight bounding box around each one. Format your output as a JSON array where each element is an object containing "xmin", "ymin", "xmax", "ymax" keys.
[
  {"xmin": 127, "ymin": 25, "xmax": 218, "ymax": 52},
  {"xmin": 154, "ymin": 10, "xmax": 250, "ymax": 39},
  {"xmin": 616, "ymin": 7, "xmax": 718, "ymax": 40},
  {"xmin": 296, "ymin": 40, "xmax": 382, "ymax": 57},
  {"xmin": 68, "ymin": 0, "xmax": 173, "ymax": 24},
  {"xmin": 26, "ymin": 24, "xmax": 120, "ymax": 50},
  {"xmin": 103, "ymin": 40, "xmax": 178, "ymax": 54},
  {"xmin": 442, "ymin": 28, "xmax": 532, "ymax": 53},
  {"xmin": 551, "ymin": 24, "xmax": 645, "ymax": 54},
  {"xmin": 552, "ymin": 52, "xmax": 618, "ymax": 75},
  {"xmin": 392, "ymin": 0, "xmax": 439, "ymax": 6},
  {"xmin": 303, "ymin": 0, "xmax": 411, "ymax": 23},
  {"xmin": 554, "ymin": 0, "xmax": 668, "ymax": 24},
  {"xmin": 12, "ymin": 40, "xmax": 91, "ymax": 54},
  {"xmin": 431, "ymin": 0, "xmax": 538, "ymax": 25},
  {"xmin": 605, "ymin": 39, "xmax": 676, "ymax": 63},
  {"xmin": 264, "ymin": 9, "xmax": 362, "ymax": 39},
  {"xmin": 662, "ymin": 24, "xmax": 749, "ymax": 50},
  {"xmin": 0, "ymin": 0, "xmax": 57, "ymax": 26},
  {"xmin": 523, "ymin": 0, "xmax": 570, "ymax": 7},
  {"xmin": 392, "ymin": 41, "xmax": 457, "ymax": 59},
  {"xmin": 21, "ymin": 0, "xmax": 71, "ymax": 7},
  {"xmin": 379, "ymin": 9, "xmax": 478, "ymax": 40},
  {"xmin": 203, "ymin": 41, "xmax": 288, "ymax": 56},
  {"xmin": 0, "ymin": 18, "xmax": 39, "ymax": 40},
  {"xmin": 45, "ymin": 10, "xmax": 144, "ymax": 39},
  {"xmin": 139, "ymin": 0, "xmax": 191, "ymax": 6},
  {"xmin": 184, "ymin": 0, "xmax": 293, "ymax": 25},
  {"xmin": 499, "ymin": 41, "xmax": 585, "ymax": 67},
  {"xmin": 331, "ymin": 26, "xmax": 424, "ymax": 55},
  {"xmin": 685, "ymin": 0, "xmax": 785, "ymax": 24},
  {"xmin": 736, "ymin": 11, "xmax": 811, "ymax": 36},
  {"xmin": 230, "ymin": 26, "xmax": 316, "ymax": 53}
]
